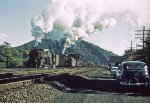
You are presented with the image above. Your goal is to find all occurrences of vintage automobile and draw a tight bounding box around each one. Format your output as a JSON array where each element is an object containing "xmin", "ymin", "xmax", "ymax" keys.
[
  {"xmin": 111, "ymin": 67, "xmax": 118, "ymax": 77},
  {"xmin": 116, "ymin": 61, "xmax": 150, "ymax": 86}
]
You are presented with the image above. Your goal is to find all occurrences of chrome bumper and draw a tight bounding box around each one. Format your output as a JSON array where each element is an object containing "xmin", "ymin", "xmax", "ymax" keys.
[{"xmin": 120, "ymin": 81, "xmax": 150, "ymax": 86}]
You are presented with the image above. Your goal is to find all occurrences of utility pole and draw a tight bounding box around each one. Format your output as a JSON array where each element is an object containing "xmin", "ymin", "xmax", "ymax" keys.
[
  {"xmin": 131, "ymin": 41, "xmax": 133, "ymax": 51},
  {"xmin": 135, "ymin": 26, "xmax": 150, "ymax": 50},
  {"xmin": 142, "ymin": 26, "xmax": 145, "ymax": 50},
  {"xmin": 127, "ymin": 40, "xmax": 134, "ymax": 51},
  {"xmin": 136, "ymin": 43, "xmax": 138, "ymax": 50}
]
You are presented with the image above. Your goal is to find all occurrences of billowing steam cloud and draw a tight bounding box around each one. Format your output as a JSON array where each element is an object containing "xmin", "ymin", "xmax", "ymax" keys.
[{"xmin": 31, "ymin": 0, "xmax": 150, "ymax": 53}]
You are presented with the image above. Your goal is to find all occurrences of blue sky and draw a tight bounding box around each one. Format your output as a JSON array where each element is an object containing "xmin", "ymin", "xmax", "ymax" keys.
[
  {"xmin": 0, "ymin": 0, "xmax": 148, "ymax": 55},
  {"xmin": 0, "ymin": 0, "xmax": 51, "ymax": 46}
]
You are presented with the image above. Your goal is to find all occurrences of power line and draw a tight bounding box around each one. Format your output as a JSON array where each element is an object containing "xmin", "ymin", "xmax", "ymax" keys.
[{"xmin": 135, "ymin": 26, "xmax": 150, "ymax": 50}]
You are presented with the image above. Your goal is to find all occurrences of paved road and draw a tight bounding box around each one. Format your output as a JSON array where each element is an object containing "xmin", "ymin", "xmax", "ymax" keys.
[
  {"xmin": 51, "ymin": 92, "xmax": 150, "ymax": 103},
  {"xmin": 46, "ymin": 67, "xmax": 150, "ymax": 103}
]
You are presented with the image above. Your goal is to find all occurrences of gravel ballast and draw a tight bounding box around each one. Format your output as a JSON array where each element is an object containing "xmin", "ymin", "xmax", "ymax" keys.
[{"xmin": 0, "ymin": 84, "xmax": 63, "ymax": 103}]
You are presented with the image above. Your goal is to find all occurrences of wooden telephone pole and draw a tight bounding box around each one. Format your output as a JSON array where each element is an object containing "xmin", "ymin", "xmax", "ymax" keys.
[
  {"xmin": 135, "ymin": 26, "xmax": 150, "ymax": 50},
  {"xmin": 131, "ymin": 41, "xmax": 133, "ymax": 51}
]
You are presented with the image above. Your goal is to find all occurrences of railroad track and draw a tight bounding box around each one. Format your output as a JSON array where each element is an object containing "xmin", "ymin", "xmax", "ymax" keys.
[
  {"xmin": 0, "ymin": 74, "xmax": 50, "ymax": 91},
  {"xmin": 0, "ymin": 68, "xmax": 98, "ymax": 91}
]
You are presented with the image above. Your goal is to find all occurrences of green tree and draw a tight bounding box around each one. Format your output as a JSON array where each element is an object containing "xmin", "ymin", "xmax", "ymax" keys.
[
  {"xmin": 123, "ymin": 49, "xmax": 138, "ymax": 61},
  {"xmin": 0, "ymin": 42, "xmax": 24, "ymax": 68}
]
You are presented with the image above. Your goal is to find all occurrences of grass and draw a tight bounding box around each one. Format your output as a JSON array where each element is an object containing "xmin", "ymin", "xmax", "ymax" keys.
[{"xmin": 0, "ymin": 67, "xmax": 95, "ymax": 76}]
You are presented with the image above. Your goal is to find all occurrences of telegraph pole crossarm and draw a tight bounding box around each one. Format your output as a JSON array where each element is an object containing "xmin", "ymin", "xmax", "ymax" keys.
[{"xmin": 135, "ymin": 26, "xmax": 150, "ymax": 50}]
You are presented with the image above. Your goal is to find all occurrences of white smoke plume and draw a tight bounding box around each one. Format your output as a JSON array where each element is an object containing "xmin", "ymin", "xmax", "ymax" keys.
[{"xmin": 31, "ymin": 0, "xmax": 150, "ymax": 53}]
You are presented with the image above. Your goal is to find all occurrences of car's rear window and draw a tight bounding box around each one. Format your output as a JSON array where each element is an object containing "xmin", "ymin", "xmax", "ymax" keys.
[
  {"xmin": 111, "ymin": 67, "xmax": 118, "ymax": 70},
  {"xmin": 123, "ymin": 62, "xmax": 145, "ymax": 70}
]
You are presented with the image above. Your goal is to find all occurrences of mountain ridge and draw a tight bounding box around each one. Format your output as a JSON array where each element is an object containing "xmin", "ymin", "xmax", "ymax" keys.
[{"xmin": 16, "ymin": 39, "xmax": 117, "ymax": 65}]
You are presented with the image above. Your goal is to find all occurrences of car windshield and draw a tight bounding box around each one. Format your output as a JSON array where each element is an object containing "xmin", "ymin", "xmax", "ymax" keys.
[{"xmin": 123, "ymin": 62, "xmax": 145, "ymax": 70}]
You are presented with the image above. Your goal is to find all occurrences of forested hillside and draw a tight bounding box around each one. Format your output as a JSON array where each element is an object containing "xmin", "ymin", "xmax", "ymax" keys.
[{"xmin": 17, "ymin": 39, "xmax": 117, "ymax": 65}]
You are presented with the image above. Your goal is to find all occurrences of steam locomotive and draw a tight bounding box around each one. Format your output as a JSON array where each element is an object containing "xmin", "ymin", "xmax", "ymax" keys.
[{"xmin": 26, "ymin": 48, "xmax": 81, "ymax": 68}]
